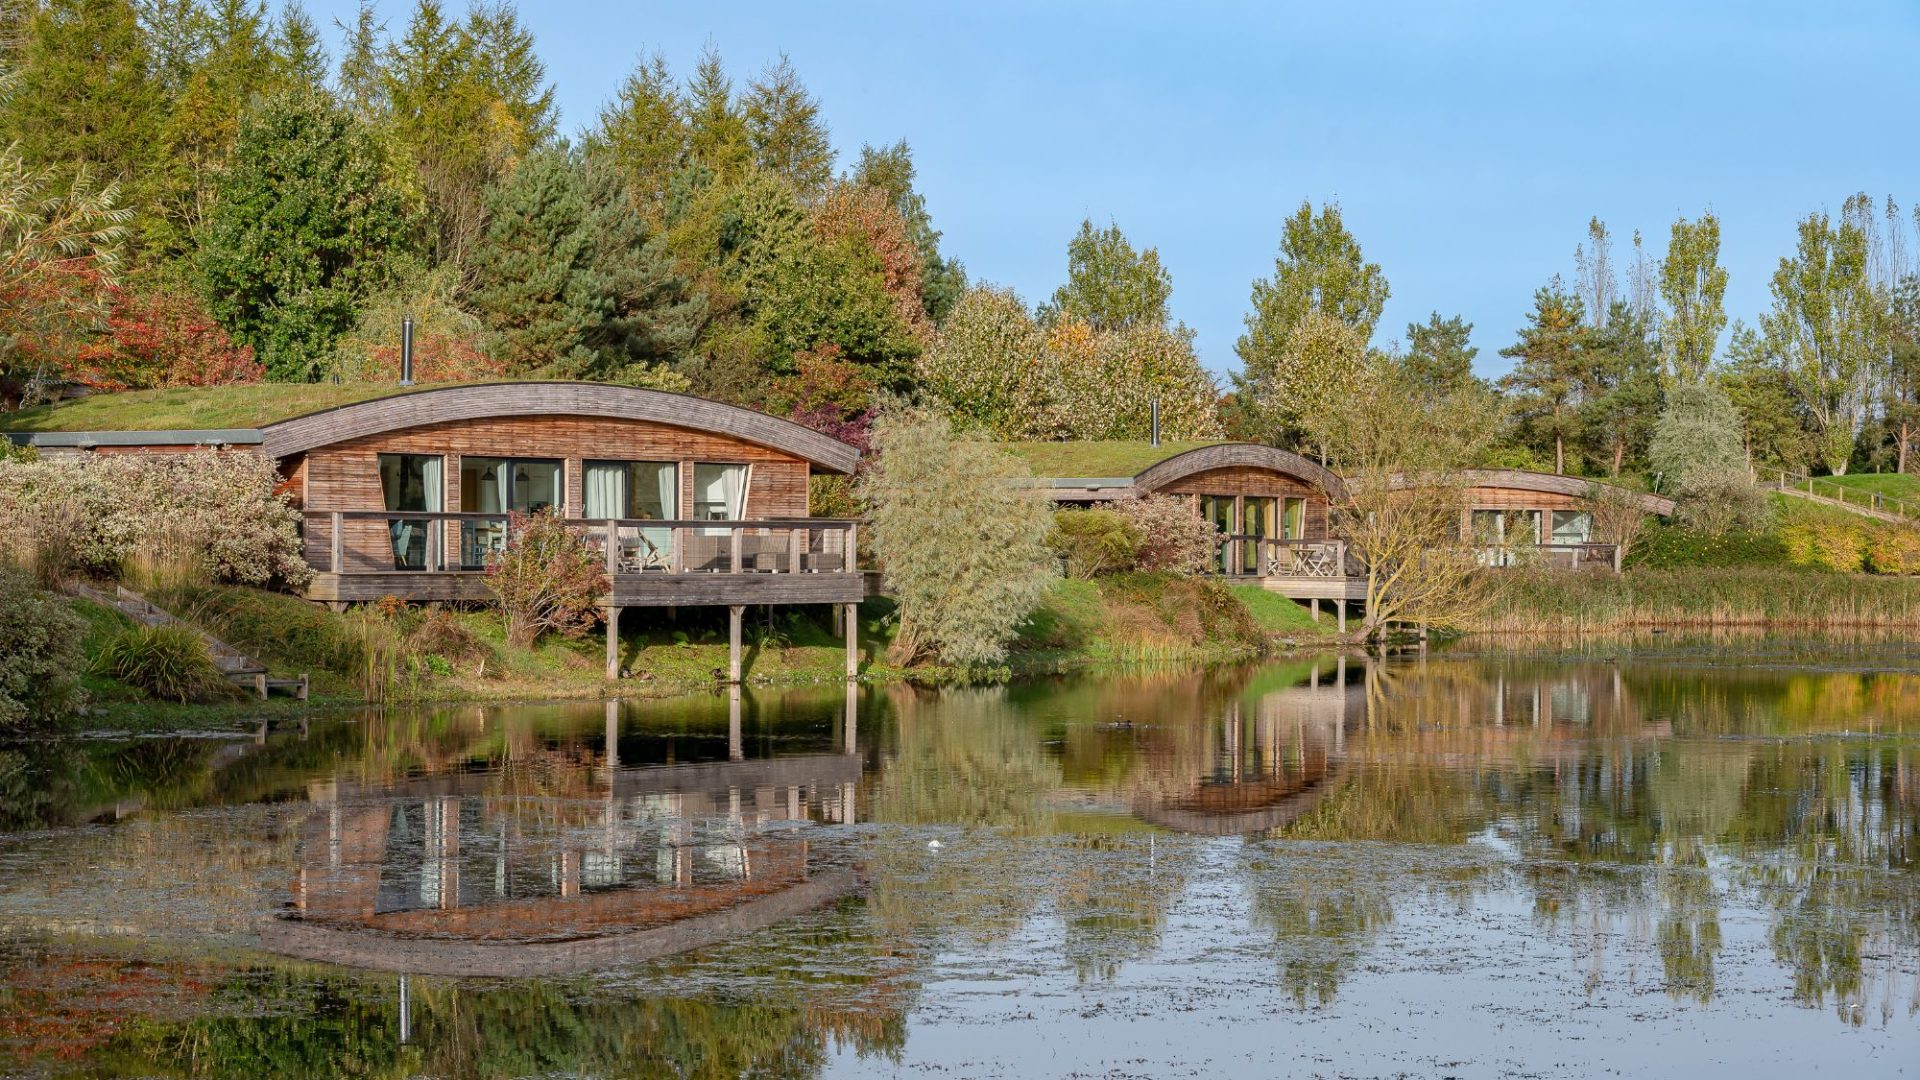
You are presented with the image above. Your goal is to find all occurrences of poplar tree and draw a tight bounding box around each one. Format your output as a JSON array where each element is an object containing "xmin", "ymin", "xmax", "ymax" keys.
[
  {"xmin": 1658, "ymin": 212, "xmax": 1730, "ymax": 385},
  {"xmin": 1756, "ymin": 206, "xmax": 1879, "ymax": 474},
  {"xmin": 1041, "ymin": 218, "xmax": 1173, "ymax": 331},
  {"xmin": 1233, "ymin": 200, "xmax": 1388, "ymax": 442}
]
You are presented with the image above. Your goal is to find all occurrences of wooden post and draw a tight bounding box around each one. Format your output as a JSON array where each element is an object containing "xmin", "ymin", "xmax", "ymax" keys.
[
  {"xmin": 604, "ymin": 606, "xmax": 621, "ymax": 679},
  {"xmin": 846, "ymin": 522, "xmax": 859, "ymax": 571},
  {"xmin": 604, "ymin": 519, "xmax": 618, "ymax": 577},
  {"xmin": 788, "ymin": 526, "xmax": 803, "ymax": 573},
  {"xmin": 727, "ymin": 605, "xmax": 744, "ymax": 684},
  {"xmin": 1311, "ymin": 598, "xmax": 1321, "ymax": 622},
  {"xmin": 330, "ymin": 511, "xmax": 343, "ymax": 573},
  {"xmin": 730, "ymin": 526, "xmax": 743, "ymax": 573},
  {"xmin": 1337, "ymin": 600, "xmax": 1347, "ymax": 635},
  {"xmin": 672, "ymin": 527, "xmax": 686, "ymax": 573},
  {"xmin": 844, "ymin": 602, "xmax": 859, "ymax": 680},
  {"xmin": 1612, "ymin": 543, "xmax": 1623, "ymax": 574}
]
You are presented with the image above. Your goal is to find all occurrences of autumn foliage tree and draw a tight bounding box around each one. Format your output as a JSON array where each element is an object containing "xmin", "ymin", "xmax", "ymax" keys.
[
  {"xmin": 486, "ymin": 509, "xmax": 608, "ymax": 648},
  {"xmin": 71, "ymin": 287, "xmax": 262, "ymax": 390}
]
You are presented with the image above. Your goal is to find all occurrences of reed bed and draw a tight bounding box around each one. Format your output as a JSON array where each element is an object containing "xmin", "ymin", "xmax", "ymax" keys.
[{"xmin": 1473, "ymin": 568, "xmax": 1920, "ymax": 634}]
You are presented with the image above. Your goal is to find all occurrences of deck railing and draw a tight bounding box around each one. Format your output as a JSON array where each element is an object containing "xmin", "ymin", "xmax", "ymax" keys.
[
  {"xmin": 300, "ymin": 511, "xmax": 860, "ymax": 577},
  {"xmin": 1210, "ymin": 535, "xmax": 1620, "ymax": 578}
]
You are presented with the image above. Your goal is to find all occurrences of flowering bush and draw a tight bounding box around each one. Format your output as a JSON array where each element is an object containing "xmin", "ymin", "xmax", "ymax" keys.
[
  {"xmin": 1114, "ymin": 495, "xmax": 1218, "ymax": 575},
  {"xmin": 0, "ymin": 565, "xmax": 86, "ymax": 728},
  {"xmin": 0, "ymin": 452, "xmax": 309, "ymax": 587},
  {"xmin": 486, "ymin": 509, "xmax": 609, "ymax": 648}
]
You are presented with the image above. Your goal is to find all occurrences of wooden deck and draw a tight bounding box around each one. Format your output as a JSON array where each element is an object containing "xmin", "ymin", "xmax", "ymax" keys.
[{"xmin": 299, "ymin": 511, "xmax": 864, "ymax": 609}]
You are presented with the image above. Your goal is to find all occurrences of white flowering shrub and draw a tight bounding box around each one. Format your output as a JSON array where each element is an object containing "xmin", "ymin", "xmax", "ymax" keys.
[
  {"xmin": 1113, "ymin": 495, "xmax": 1217, "ymax": 575},
  {"xmin": 0, "ymin": 452, "xmax": 310, "ymax": 588}
]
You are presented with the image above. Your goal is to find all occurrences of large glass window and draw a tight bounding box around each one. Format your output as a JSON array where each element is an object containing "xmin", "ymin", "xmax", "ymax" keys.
[
  {"xmin": 459, "ymin": 457, "xmax": 563, "ymax": 567},
  {"xmin": 1241, "ymin": 497, "xmax": 1275, "ymax": 573},
  {"xmin": 692, "ymin": 463, "xmax": 749, "ymax": 528},
  {"xmin": 378, "ymin": 453, "xmax": 442, "ymax": 570},
  {"xmin": 1551, "ymin": 510, "xmax": 1593, "ymax": 544},
  {"xmin": 585, "ymin": 461, "xmax": 679, "ymax": 571},
  {"xmin": 1199, "ymin": 495, "xmax": 1235, "ymax": 573},
  {"xmin": 1282, "ymin": 497, "xmax": 1306, "ymax": 540}
]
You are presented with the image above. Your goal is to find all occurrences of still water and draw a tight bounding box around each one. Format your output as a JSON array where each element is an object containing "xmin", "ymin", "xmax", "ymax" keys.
[{"xmin": 1, "ymin": 644, "xmax": 1917, "ymax": 1077}]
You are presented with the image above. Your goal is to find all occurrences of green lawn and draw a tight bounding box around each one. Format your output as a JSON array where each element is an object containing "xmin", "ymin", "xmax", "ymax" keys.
[
  {"xmin": 1230, "ymin": 585, "xmax": 1328, "ymax": 635},
  {"xmin": 998, "ymin": 440, "xmax": 1224, "ymax": 479},
  {"xmin": 1820, "ymin": 472, "xmax": 1920, "ymax": 514}
]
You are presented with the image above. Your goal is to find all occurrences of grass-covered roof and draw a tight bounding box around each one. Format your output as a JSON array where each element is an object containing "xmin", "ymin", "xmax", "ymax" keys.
[
  {"xmin": 0, "ymin": 382, "xmax": 429, "ymax": 433},
  {"xmin": 998, "ymin": 440, "xmax": 1226, "ymax": 479}
]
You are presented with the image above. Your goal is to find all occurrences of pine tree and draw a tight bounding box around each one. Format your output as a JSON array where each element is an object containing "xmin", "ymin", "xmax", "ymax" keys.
[
  {"xmin": 1499, "ymin": 281, "xmax": 1592, "ymax": 475},
  {"xmin": 271, "ymin": 3, "xmax": 330, "ymax": 90},
  {"xmin": 575, "ymin": 157, "xmax": 704, "ymax": 377},
  {"xmin": 197, "ymin": 92, "xmax": 424, "ymax": 380},
  {"xmin": 1400, "ymin": 313, "xmax": 1479, "ymax": 396}
]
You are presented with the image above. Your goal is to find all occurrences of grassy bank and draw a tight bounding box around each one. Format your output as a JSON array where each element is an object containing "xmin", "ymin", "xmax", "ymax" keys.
[
  {"xmin": 1015, "ymin": 573, "xmax": 1335, "ymax": 669},
  {"xmin": 1472, "ymin": 566, "xmax": 1920, "ymax": 633}
]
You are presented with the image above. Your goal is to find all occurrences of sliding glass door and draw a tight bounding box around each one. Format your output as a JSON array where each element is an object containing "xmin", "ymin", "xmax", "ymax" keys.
[
  {"xmin": 459, "ymin": 457, "xmax": 562, "ymax": 568},
  {"xmin": 584, "ymin": 460, "xmax": 679, "ymax": 570},
  {"xmin": 378, "ymin": 453, "xmax": 442, "ymax": 570}
]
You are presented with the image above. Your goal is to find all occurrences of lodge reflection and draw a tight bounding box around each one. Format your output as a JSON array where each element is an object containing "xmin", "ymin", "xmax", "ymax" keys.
[{"xmin": 265, "ymin": 691, "xmax": 863, "ymax": 976}]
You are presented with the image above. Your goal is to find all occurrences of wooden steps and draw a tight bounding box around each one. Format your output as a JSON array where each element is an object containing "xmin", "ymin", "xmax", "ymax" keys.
[{"xmin": 65, "ymin": 582, "xmax": 308, "ymax": 701}]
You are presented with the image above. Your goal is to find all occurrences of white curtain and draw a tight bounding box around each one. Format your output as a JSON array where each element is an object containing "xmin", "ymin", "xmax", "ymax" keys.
[
  {"xmin": 419, "ymin": 456, "xmax": 443, "ymax": 512},
  {"xmin": 719, "ymin": 464, "xmax": 746, "ymax": 518},
  {"xmin": 644, "ymin": 464, "xmax": 677, "ymax": 565},
  {"xmin": 697, "ymin": 463, "xmax": 748, "ymax": 536},
  {"xmin": 584, "ymin": 462, "xmax": 627, "ymax": 519}
]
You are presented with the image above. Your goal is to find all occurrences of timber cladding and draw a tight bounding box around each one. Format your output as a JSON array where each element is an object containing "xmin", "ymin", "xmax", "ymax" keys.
[{"xmin": 297, "ymin": 414, "xmax": 812, "ymax": 572}]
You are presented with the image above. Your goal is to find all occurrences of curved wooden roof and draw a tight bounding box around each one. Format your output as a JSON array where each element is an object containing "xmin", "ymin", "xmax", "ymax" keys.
[
  {"xmin": 258, "ymin": 382, "xmax": 860, "ymax": 474},
  {"xmin": 1132, "ymin": 443, "xmax": 1349, "ymax": 502},
  {"xmin": 1453, "ymin": 469, "xmax": 1676, "ymax": 516}
]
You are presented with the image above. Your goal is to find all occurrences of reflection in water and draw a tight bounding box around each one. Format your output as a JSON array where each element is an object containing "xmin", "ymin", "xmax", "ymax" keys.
[{"xmin": 0, "ymin": 649, "xmax": 1917, "ymax": 1076}]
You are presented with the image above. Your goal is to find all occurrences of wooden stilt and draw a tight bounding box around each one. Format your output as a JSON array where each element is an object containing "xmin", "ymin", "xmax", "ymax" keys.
[
  {"xmin": 831, "ymin": 602, "xmax": 844, "ymax": 636},
  {"xmin": 1310, "ymin": 598, "xmax": 1320, "ymax": 622},
  {"xmin": 728, "ymin": 605, "xmax": 744, "ymax": 684},
  {"xmin": 1337, "ymin": 601, "xmax": 1347, "ymax": 635},
  {"xmin": 604, "ymin": 606, "xmax": 622, "ymax": 680},
  {"xmin": 845, "ymin": 603, "xmax": 860, "ymax": 677}
]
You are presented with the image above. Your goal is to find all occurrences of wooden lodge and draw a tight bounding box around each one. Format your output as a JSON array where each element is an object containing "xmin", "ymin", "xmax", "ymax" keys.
[
  {"xmin": 6, "ymin": 382, "xmax": 866, "ymax": 679},
  {"xmin": 1009, "ymin": 441, "xmax": 1675, "ymax": 631}
]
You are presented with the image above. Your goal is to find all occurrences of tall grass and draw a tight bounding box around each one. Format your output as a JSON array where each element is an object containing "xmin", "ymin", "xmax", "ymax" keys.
[
  {"xmin": 92, "ymin": 624, "xmax": 234, "ymax": 703},
  {"xmin": 1474, "ymin": 568, "xmax": 1920, "ymax": 633}
]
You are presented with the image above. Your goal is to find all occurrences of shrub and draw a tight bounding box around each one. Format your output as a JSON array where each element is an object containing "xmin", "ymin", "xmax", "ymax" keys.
[
  {"xmin": 70, "ymin": 286, "xmax": 262, "ymax": 390},
  {"xmin": 1867, "ymin": 526, "xmax": 1920, "ymax": 575},
  {"xmin": 1782, "ymin": 518, "xmax": 1867, "ymax": 573},
  {"xmin": 1671, "ymin": 465, "xmax": 1772, "ymax": 536},
  {"xmin": 487, "ymin": 509, "xmax": 608, "ymax": 648},
  {"xmin": 1114, "ymin": 495, "xmax": 1217, "ymax": 575},
  {"xmin": 0, "ymin": 565, "xmax": 87, "ymax": 727},
  {"xmin": 406, "ymin": 606, "xmax": 497, "ymax": 675},
  {"xmin": 862, "ymin": 406, "xmax": 1057, "ymax": 668},
  {"xmin": 92, "ymin": 623, "xmax": 233, "ymax": 703},
  {"xmin": 1046, "ymin": 509, "xmax": 1143, "ymax": 579},
  {"xmin": 0, "ymin": 453, "xmax": 309, "ymax": 587}
]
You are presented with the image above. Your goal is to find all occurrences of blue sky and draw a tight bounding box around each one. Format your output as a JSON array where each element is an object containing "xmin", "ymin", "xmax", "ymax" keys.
[{"xmin": 303, "ymin": 0, "xmax": 1920, "ymax": 378}]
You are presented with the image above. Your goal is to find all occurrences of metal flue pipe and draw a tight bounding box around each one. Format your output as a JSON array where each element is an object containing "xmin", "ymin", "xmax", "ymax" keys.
[{"xmin": 399, "ymin": 315, "xmax": 415, "ymax": 386}]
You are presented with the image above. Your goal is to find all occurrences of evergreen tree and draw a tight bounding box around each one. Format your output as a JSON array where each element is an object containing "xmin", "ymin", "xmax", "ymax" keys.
[
  {"xmin": 334, "ymin": 2, "xmax": 387, "ymax": 119},
  {"xmin": 684, "ymin": 46, "xmax": 751, "ymax": 181},
  {"xmin": 468, "ymin": 150, "xmax": 702, "ymax": 379},
  {"xmin": 594, "ymin": 52, "xmax": 688, "ymax": 219},
  {"xmin": 271, "ymin": 3, "xmax": 330, "ymax": 90},
  {"xmin": 197, "ymin": 91, "xmax": 423, "ymax": 380},
  {"xmin": 1, "ymin": 0, "xmax": 163, "ymax": 229},
  {"xmin": 742, "ymin": 54, "xmax": 832, "ymax": 196},
  {"xmin": 1400, "ymin": 312, "xmax": 1478, "ymax": 396},
  {"xmin": 853, "ymin": 140, "xmax": 965, "ymax": 323},
  {"xmin": 149, "ymin": 0, "xmax": 278, "ymax": 259},
  {"xmin": 1041, "ymin": 218, "xmax": 1172, "ymax": 331},
  {"xmin": 1499, "ymin": 280, "xmax": 1591, "ymax": 474},
  {"xmin": 1582, "ymin": 301, "xmax": 1664, "ymax": 476}
]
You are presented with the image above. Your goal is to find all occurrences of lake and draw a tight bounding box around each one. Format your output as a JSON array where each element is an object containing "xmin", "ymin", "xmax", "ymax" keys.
[{"xmin": 1, "ymin": 641, "xmax": 1916, "ymax": 1077}]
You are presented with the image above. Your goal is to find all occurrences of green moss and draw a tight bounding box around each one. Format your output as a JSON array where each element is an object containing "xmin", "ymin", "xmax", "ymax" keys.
[
  {"xmin": 997, "ymin": 440, "xmax": 1225, "ymax": 479},
  {"xmin": 0, "ymin": 380, "xmax": 570, "ymax": 433}
]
